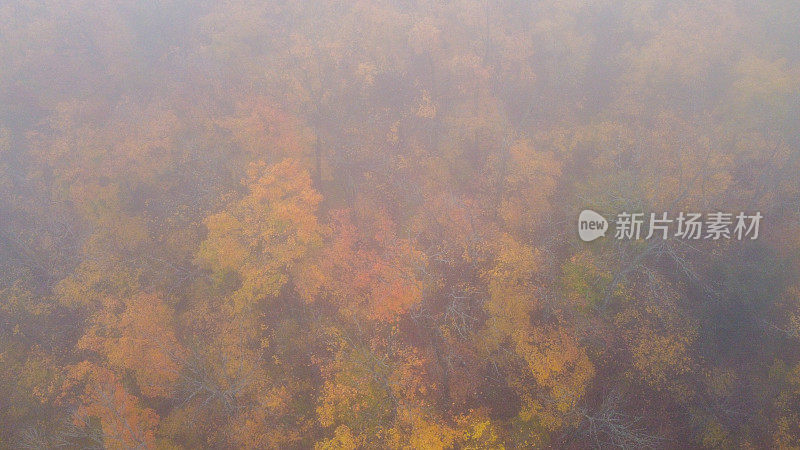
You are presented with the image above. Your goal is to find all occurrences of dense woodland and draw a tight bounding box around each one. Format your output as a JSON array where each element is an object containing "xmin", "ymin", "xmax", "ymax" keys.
[{"xmin": 1, "ymin": 1, "xmax": 800, "ymax": 448}]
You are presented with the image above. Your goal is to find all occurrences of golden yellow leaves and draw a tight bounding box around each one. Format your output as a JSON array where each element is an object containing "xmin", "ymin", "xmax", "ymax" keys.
[
  {"xmin": 316, "ymin": 347, "xmax": 395, "ymax": 436},
  {"xmin": 196, "ymin": 211, "xmax": 249, "ymax": 285},
  {"xmin": 315, "ymin": 425, "xmax": 359, "ymax": 450},
  {"xmin": 631, "ymin": 333, "xmax": 693, "ymax": 390},
  {"xmin": 498, "ymin": 139, "xmax": 561, "ymax": 234},
  {"xmin": 197, "ymin": 158, "xmax": 322, "ymax": 310},
  {"xmin": 615, "ymin": 303, "xmax": 698, "ymax": 398},
  {"xmin": 458, "ymin": 414, "xmax": 506, "ymax": 450},
  {"xmin": 388, "ymin": 406, "xmax": 458, "ymax": 449},
  {"xmin": 481, "ymin": 234, "xmax": 595, "ymax": 430},
  {"xmin": 483, "ymin": 233, "xmax": 543, "ymax": 341},
  {"xmin": 55, "ymin": 259, "xmax": 141, "ymax": 309},
  {"xmin": 515, "ymin": 327, "xmax": 594, "ymax": 414}
]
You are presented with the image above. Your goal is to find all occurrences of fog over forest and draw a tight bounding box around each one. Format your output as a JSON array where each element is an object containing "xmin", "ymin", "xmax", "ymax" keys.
[{"xmin": 1, "ymin": 1, "xmax": 800, "ymax": 448}]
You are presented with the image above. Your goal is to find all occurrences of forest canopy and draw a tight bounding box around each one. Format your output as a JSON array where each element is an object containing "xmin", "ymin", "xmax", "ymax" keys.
[{"xmin": 1, "ymin": 0, "xmax": 800, "ymax": 448}]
